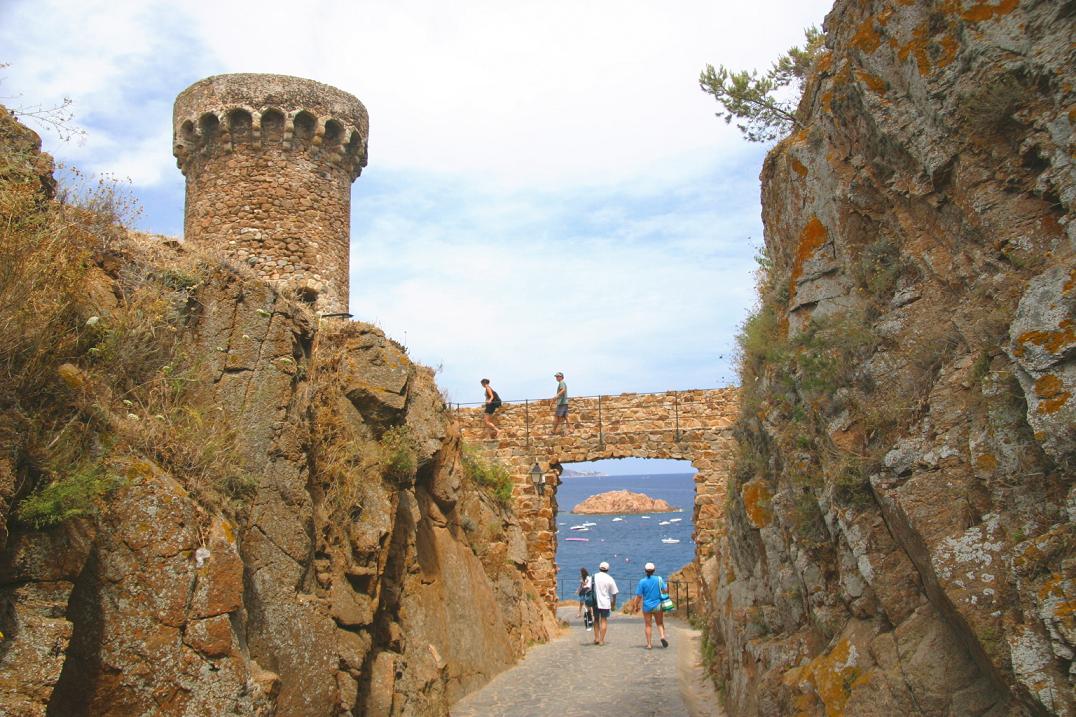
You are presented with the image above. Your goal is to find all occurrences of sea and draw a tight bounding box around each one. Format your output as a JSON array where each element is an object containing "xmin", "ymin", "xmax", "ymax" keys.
[{"xmin": 553, "ymin": 472, "xmax": 696, "ymax": 600}]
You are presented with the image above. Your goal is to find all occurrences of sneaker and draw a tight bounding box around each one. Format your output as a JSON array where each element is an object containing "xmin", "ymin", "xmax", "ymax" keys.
[
  {"xmin": 660, "ymin": 638, "xmax": 668, "ymax": 648},
  {"xmin": 586, "ymin": 626, "xmax": 592, "ymax": 631}
]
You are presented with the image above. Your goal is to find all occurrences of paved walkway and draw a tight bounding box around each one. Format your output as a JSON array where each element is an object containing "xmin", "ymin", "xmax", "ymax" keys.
[{"xmin": 451, "ymin": 607, "xmax": 724, "ymax": 717}]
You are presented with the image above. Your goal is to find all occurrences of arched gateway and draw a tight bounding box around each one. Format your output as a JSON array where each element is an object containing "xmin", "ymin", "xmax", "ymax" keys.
[{"xmin": 457, "ymin": 389, "xmax": 738, "ymax": 609}]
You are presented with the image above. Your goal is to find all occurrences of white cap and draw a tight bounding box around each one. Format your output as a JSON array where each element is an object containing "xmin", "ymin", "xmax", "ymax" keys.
[
  {"xmin": 599, "ymin": 561, "xmax": 610, "ymax": 570},
  {"xmin": 644, "ymin": 562, "xmax": 655, "ymax": 571}
]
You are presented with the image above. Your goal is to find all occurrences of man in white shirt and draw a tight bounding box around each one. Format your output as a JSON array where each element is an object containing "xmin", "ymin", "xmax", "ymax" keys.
[{"xmin": 592, "ymin": 561, "xmax": 619, "ymax": 646}]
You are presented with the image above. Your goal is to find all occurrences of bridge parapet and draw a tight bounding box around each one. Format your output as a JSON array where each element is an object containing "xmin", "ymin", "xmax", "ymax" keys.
[{"xmin": 456, "ymin": 388, "xmax": 739, "ymax": 611}]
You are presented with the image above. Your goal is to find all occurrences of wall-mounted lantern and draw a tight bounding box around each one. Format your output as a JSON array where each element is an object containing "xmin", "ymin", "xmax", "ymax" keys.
[{"xmin": 530, "ymin": 462, "xmax": 545, "ymax": 496}]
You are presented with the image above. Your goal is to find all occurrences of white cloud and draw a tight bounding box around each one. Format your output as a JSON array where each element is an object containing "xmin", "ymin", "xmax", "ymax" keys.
[
  {"xmin": 348, "ymin": 156, "xmax": 761, "ymax": 402},
  {"xmin": 2, "ymin": 0, "xmax": 831, "ymax": 404}
]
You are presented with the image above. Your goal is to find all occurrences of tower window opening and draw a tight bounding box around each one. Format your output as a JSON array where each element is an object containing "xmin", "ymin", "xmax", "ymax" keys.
[
  {"xmin": 323, "ymin": 119, "xmax": 344, "ymax": 148},
  {"xmin": 261, "ymin": 108, "xmax": 285, "ymax": 142},
  {"xmin": 227, "ymin": 109, "xmax": 253, "ymax": 143},
  {"xmin": 198, "ymin": 113, "xmax": 220, "ymax": 143},
  {"xmin": 293, "ymin": 111, "xmax": 316, "ymax": 144},
  {"xmin": 180, "ymin": 120, "xmax": 196, "ymax": 143}
]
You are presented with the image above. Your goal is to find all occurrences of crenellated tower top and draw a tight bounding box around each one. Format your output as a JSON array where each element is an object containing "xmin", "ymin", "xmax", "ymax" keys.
[{"xmin": 173, "ymin": 73, "xmax": 369, "ymax": 313}]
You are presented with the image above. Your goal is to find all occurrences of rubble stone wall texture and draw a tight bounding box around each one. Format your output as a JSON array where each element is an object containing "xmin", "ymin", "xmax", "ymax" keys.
[
  {"xmin": 173, "ymin": 74, "xmax": 369, "ymax": 314},
  {"xmin": 458, "ymin": 389, "xmax": 740, "ymax": 607},
  {"xmin": 707, "ymin": 0, "xmax": 1074, "ymax": 715}
]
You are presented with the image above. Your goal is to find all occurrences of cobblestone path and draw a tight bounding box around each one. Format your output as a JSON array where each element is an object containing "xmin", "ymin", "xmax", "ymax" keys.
[{"xmin": 451, "ymin": 607, "xmax": 723, "ymax": 717}]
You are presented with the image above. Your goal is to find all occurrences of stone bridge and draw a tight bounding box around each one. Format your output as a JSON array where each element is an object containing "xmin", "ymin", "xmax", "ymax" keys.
[{"xmin": 457, "ymin": 388, "xmax": 739, "ymax": 608}]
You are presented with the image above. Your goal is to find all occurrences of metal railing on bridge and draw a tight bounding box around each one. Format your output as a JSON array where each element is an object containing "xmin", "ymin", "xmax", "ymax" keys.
[
  {"xmin": 451, "ymin": 388, "xmax": 730, "ymax": 447},
  {"xmin": 556, "ymin": 577, "xmax": 697, "ymax": 620}
]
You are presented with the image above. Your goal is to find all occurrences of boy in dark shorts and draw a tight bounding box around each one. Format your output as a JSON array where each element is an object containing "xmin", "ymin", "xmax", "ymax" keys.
[{"xmin": 481, "ymin": 378, "xmax": 501, "ymax": 438}]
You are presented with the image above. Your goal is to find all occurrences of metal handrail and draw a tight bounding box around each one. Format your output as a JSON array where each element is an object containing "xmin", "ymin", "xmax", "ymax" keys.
[
  {"xmin": 450, "ymin": 386, "xmax": 729, "ymax": 408},
  {"xmin": 557, "ymin": 577, "xmax": 695, "ymax": 620}
]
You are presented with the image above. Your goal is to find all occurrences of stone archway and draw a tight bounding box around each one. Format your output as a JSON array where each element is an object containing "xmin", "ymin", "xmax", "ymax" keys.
[{"xmin": 458, "ymin": 389, "xmax": 738, "ymax": 608}]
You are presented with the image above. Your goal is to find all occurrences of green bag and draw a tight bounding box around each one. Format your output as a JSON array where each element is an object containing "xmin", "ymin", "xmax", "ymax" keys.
[{"xmin": 659, "ymin": 577, "xmax": 675, "ymax": 612}]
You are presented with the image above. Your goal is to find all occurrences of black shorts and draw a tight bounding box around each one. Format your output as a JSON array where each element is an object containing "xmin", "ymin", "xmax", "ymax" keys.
[{"xmin": 485, "ymin": 402, "xmax": 501, "ymax": 415}]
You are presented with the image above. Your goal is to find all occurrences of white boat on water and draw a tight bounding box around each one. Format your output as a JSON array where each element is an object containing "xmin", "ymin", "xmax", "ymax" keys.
[
  {"xmin": 569, "ymin": 525, "xmax": 589, "ymax": 531},
  {"xmin": 658, "ymin": 521, "xmax": 671, "ymax": 526},
  {"xmin": 640, "ymin": 516, "xmax": 651, "ymax": 519},
  {"xmin": 669, "ymin": 518, "xmax": 682, "ymax": 523},
  {"xmin": 582, "ymin": 521, "xmax": 597, "ymax": 527},
  {"xmin": 661, "ymin": 538, "xmax": 680, "ymax": 544},
  {"xmin": 611, "ymin": 517, "xmax": 623, "ymax": 522}
]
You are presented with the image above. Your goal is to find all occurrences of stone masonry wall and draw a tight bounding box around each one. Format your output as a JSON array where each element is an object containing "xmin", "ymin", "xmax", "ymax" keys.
[
  {"xmin": 173, "ymin": 74, "xmax": 369, "ymax": 314},
  {"xmin": 458, "ymin": 389, "xmax": 740, "ymax": 609}
]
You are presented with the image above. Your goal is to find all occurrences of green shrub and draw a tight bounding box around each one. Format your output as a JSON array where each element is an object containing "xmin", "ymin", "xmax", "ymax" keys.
[
  {"xmin": 737, "ymin": 302, "xmax": 786, "ymax": 382},
  {"xmin": 380, "ymin": 425, "xmax": 418, "ymax": 483},
  {"xmin": 461, "ymin": 443, "xmax": 513, "ymax": 505},
  {"xmin": 831, "ymin": 461, "xmax": 873, "ymax": 509},
  {"xmin": 850, "ymin": 236, "xmax": 919, "ymax": 303},
  {"xmin": 16, "ymin": 462, "xmax": 124, "ymax": 528}
]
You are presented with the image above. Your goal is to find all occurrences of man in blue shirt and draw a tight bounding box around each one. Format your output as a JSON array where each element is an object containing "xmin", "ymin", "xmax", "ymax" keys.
[{"xmin": 629, "ymin": 562, "xmax": 668, "ymax": 649}]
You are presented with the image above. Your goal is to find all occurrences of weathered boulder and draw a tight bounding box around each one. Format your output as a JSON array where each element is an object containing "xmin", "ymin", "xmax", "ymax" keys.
[{"xmin": 1007, "ymin": 265, "xmax": 1076, "ymax": 470}]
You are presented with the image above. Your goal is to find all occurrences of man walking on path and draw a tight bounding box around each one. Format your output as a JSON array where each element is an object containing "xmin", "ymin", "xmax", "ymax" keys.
[
  {"xmin": 592, "ymin": 561, "xmax": 618, "ymax": 645},
  {"xmin": 628, "ymin": 562, "xmax": 669, "ymax": 650},
  {"xmin": 552, "ymin": 371, "xmax": 570, "ymax": 435}
]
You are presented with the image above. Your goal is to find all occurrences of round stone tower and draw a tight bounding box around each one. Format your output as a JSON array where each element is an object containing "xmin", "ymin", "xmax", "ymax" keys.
[{"xmin": 173, "ymin": 73, "xmax": 368, "ymax": 313}]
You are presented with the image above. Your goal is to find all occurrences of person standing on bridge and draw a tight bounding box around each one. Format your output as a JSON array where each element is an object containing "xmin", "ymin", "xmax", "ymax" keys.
[
  {"xmin": 628, "ymin": 562, "xmax": 669, "ymax": 649},
  {"xmin": 592, "ymin": 561, "xmax": 618, "ymax": 645},
  {"xmin": 551, "ymin": 372, "xmax": 570, "ymax": 435},
  {"xmin": 480, "ymin": 378, "xmax": 501, "ymax": 438}
]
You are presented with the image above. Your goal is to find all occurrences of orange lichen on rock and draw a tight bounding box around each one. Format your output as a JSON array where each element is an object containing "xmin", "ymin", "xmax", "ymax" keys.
[
  {"xmin": 975, "ymin": 453, "xmax": 998, "ymax": 471},
  {"xmin": 783, "ymin": 638, "xmax": 869, "ymax": 717},
  {"xmin": 851, "ymin": 18, "xmax": 883, "ymax": 54},
  {"xmin": 1034, "ymin": 374, "xmax": 1071, "ymax": 414},
  {"xmin": 938, "ymin": 35, "xmax": 960, "ymax": 68},
  {"xmin": 1063, "ymin": 267, "xmax": 1075, "ymax": 293},
  {"xmin": 898, "ymin": 25, "xmax": 933, "ymax": 77},
  {"xmin": 790, "ymin": 157, "xmax": 809, "ymax": 177},
  {"xmin": 962, "ymin": 0, "xmax": 1019, "ymax": 22},
  {"xmin": 1014, "ymin": 319, "xmax": 1075, "ymax": 356},
  {"xmin": 856, "ymin": 70, "xmax": 888, "ymax": 94},
  {"xmin": 788, "ymin": 217, "xmax": 829, "ymax": 301},
  {"xmin": 742, "ymin": 479, "xmax": 774, "ymax": 528}
]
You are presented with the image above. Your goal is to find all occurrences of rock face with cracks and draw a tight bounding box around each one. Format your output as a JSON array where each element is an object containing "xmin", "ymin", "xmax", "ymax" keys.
[
  {"xmin": 703, "ymin": 1, "xmax": 1074, "ymax": 715},
  {"xmin": 0, "ymin": 109, "xmax": 555, "ymax": 716}
]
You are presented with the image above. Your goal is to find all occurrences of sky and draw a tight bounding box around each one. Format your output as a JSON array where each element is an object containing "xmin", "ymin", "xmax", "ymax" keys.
[{"xmin": 1, "ymin": 0, "xmax": 833, "ymax": 451}]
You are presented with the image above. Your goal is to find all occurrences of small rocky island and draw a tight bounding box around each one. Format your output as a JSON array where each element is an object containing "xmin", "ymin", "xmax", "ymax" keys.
[{"xmin": 571, "ymin": 490, "xmax": 678, "ymax": 515}]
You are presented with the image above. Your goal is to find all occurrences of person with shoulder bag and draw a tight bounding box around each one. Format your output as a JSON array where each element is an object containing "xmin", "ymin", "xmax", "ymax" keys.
[
  {"xmin": 578, "ymin": 567, "xmax": 594, "ymax": 629},
  {"xmin": 627, "ymin": 561, "xmax": 669, "ymax": 649}
]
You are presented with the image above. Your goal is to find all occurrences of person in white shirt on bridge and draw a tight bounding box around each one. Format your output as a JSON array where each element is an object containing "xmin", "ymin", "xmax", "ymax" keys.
[{"xmin": 592, "ymin": 561, "xmax": 619, "ymax": 646}]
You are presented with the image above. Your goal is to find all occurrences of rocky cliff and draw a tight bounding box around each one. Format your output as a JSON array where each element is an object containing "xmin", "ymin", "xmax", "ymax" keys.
[
  {"xmin": 704, "ymin": 0, "xmax": 1073, "ymax": 715},
  {"xmin": 0, "ymin": 107, "xmax": 556, "ymax": 716},
  {"xmin": 572, "ymin": 490, "xmax": 678, "ymax": 514}
]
